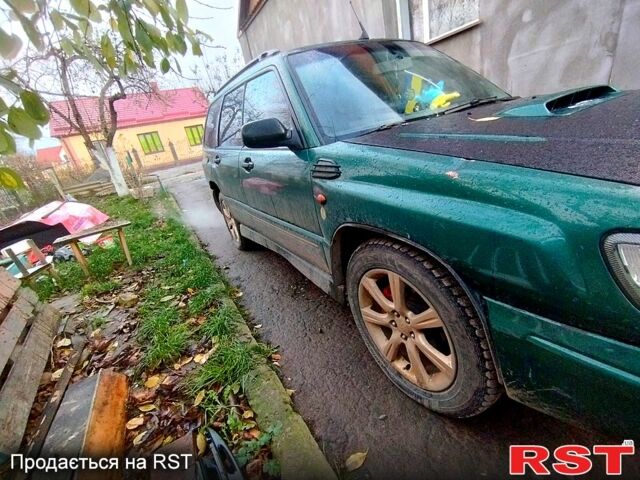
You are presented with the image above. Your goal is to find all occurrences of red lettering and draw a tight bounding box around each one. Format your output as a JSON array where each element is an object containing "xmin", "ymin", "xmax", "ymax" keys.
[
  {"xmin": 593, "ymin": 444, "xmax": 635, "ymax": 475},
  {"xmin": 510, "ymin": 445, "xmax": 551, "ymax": 475},
  {"xmin": 552, "ymin": 445, "xmax": 592, "ymax": 475}
]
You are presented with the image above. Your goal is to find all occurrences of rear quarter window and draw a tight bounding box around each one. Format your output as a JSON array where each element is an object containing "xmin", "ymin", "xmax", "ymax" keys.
[
  {"xmin": 218, "ymin": 86, "xmax": 245, "ymax": 148},
  {"xmin": 204, "ymin": 98, "xmax": 222, "ymax": 149}
]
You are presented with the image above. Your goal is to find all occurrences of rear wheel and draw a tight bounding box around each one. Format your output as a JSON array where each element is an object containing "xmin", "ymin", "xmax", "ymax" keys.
[
  {"xmin": 219, "ymin": 195, "xmax": 251, "ymax": 250},
  {"xmin": 346, "ymin": 238, "xmax": 501, "ymax": 417}
]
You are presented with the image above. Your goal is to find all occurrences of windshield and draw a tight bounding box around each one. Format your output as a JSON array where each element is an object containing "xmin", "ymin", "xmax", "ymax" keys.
[{"xmin": 288, "ymin": 41, "xmax": 510, "ymax": 141}]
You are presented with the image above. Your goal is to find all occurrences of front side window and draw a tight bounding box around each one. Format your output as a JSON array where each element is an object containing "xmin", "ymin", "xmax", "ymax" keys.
[
  {"xmin": 243, "ymin": 70, "xmax": 293, "ymax": 129},
  {"xmin": 218, "ymin": 86, "xmax": 244, "ymax": 148},
  {"xmin": 185, "ymin": 125, "xmax": 204, "ymax": 146},
  {"xmin": 137, "ymin": 131, "xmax": 163, "ymax": 154},
  {"xmin": 288, "ymin": 40, "xmax": 509, "ymax": 141}
]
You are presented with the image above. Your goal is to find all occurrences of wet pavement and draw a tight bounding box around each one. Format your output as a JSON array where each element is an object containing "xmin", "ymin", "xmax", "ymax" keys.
[{"xmin": 167, "ymin": 170, "xmax": 634, "ymax": 479}]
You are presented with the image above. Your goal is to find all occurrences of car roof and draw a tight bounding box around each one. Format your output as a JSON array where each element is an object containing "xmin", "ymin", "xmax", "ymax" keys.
[{"xmin": 214, "ymin": 38, "xmax": 420, "ymax": 100}]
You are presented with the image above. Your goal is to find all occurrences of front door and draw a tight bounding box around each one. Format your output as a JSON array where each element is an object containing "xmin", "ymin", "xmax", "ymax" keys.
[{"xmin": 240, "ymin": 70, "xmax": 321, "ymax": 235}]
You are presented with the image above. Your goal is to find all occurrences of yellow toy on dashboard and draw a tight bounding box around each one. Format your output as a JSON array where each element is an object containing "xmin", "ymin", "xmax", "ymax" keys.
[{"xmin": 404, "ymin": 75, "xmax": 461, "ymax": 113}]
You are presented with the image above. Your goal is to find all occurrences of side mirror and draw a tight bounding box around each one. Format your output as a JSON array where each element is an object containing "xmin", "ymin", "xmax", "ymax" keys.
[{"xmin": 242, "ymin": 118, "xmax": 300, "ymax": 149}]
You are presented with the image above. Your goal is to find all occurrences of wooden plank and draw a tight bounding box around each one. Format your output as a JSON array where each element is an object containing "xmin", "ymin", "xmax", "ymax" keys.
[
  {"xmin": 0, "ymin": 303, "xmax": 59, "ymax": 453},
  {"xmin": 25, "ymin": 344, "xmax": 86, "ymax": 458},
  {"xmin": 53, "ymin": 220, "xmax": 131, "ymax": 246},
  {"xmin": 0, "ymin": 268, "xmax": 20, "ymax": 310},
  {"xmin": 0, "ymin": 289, "xmax": 37, "ymax": 374}
]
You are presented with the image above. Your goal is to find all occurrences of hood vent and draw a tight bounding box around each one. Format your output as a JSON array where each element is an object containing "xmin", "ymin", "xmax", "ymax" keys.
[
  {"xmin": 546, "ymin": 85, "xmax": 618, "ymax": 114},
  {"xmin": 500, "ymin": 85, "xmax": 620, "ymax": 117}
]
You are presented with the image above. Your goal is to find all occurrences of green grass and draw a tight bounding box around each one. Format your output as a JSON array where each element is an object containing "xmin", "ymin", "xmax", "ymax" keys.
[
  {"xmin": 184, "ymin": 339, "xmax": 269, "ymax": 396},
  {"xmin": 201, "ymin": 302, "xmax": 239, "ymax": 340}
]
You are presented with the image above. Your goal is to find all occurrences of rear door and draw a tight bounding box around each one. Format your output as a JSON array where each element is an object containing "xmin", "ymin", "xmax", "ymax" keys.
[{"xmin": 205, "ymin": 85, "xmax": 245, "ymax": 203}]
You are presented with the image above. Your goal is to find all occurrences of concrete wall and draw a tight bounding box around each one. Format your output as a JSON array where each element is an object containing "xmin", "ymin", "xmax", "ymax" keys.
[
  {"xmin": 60, "ymin": 116, "xmax": 206, "ymax": 172},
  {"xmin": 417, "ymin": 0, "xmax": 640, "ymax": 96},
  {"xmin": 239, "ymin": 0, "xmax": 640, "ymax": 97},
  {"xmin": 238, "ymin": 0, "xmax": 398, "ymax": 59}
]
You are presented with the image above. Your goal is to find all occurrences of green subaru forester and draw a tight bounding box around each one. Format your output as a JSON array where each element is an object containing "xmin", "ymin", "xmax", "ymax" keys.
[{"xmin": 203, "ymin": 40, "xmax": 640, "ymax": 434}]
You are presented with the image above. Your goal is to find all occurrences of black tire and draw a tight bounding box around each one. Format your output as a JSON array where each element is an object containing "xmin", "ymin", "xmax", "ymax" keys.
[
  {"xmin": 218, "ymin": 194, "xmax": 251, "ymax": 251},
  {"xmin": 346, "ymin": 238, "xmax": 501, "ymax": 418}
]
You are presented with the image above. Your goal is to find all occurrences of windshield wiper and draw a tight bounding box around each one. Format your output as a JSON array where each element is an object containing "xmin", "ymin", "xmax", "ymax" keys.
[
  {"xmin": 367, "ymin": 121, "xmax": 405, "ymax": 133},
  {"xmin": 440, "ymin": 96, "xmax": 508, "ymax": 115}
]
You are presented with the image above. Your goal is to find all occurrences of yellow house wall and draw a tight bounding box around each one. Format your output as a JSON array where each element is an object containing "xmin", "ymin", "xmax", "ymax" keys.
[{"xmin": 60, "ymin": 116, "xmax": 206, "ymax": 171}]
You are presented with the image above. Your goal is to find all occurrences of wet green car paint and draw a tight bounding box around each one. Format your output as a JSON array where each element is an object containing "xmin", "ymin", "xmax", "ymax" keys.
[{"xmin": 204, "ymin": 43, "xmax": 640, "ymax": 434}]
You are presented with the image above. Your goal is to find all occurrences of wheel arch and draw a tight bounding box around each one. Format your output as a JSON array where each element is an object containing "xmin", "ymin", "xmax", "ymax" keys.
[
  {"xmin": 209, "ymin": 181, "xmax": 221, "ymax": 208},
  {"xmin": 331, "ymin": 223, "xmax": 505, "ymax": 385}
]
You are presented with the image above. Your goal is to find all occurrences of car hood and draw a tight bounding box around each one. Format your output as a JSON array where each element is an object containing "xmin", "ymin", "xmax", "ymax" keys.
[{"xmin": 347, "ymin": 86, "xmax": 640, "ymax": 186}]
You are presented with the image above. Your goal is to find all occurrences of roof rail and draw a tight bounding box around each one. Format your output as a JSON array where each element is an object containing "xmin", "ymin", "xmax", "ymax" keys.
[{"xmin": 214, "ymin": 49, "xmax": 281, "ymax": 97}]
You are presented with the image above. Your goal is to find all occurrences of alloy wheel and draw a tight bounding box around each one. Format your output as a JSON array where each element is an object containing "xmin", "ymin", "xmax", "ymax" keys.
[{"xmin": 357, "ymin": 268, "xmax": 456, "ymax": 391}]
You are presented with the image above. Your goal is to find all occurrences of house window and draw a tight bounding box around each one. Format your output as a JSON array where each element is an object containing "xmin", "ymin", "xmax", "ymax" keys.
[
  {"xmin": 185, "ymin": 125, "xmax": 204, "ymax": 146},
  {"xmin": 423, "ymin": 0, "xmax": 479, "ymax": 42},
  {"xmin": 137, "ymin": 132, "xmax": 164, "ymax": 154}
]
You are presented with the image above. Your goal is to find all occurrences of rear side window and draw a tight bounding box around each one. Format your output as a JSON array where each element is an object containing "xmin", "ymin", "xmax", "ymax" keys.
[
  {"xmin": 204, "ymin": 99, "xmax": 221, "ymax": 148},
  {"xmin": 243, "ymin": 70, "xmax": 293, "ymax": 129},
  {"xmin": 218, "ymin": 86, "xmax": 245, "ymax": 148}
]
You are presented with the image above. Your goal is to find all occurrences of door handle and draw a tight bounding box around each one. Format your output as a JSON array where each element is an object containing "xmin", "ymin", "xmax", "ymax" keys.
[
  {"xmin": 242, "ymin": 157, "xmax": 254, "ymax": 172},
  {"xmin": 213, "ymin": 154, "xmax": 221, "ymax": 165}
]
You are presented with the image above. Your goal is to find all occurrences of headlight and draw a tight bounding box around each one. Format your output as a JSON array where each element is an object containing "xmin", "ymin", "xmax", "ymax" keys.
[{"xmin": 603, "ymin": 233, "xmax": 640, "ymax": 308}]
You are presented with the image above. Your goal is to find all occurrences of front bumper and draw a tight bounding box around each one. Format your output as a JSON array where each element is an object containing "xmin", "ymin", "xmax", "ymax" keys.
[{"xmin": 486, "ymin": 298, "xmax": 640, "ymax": 435}]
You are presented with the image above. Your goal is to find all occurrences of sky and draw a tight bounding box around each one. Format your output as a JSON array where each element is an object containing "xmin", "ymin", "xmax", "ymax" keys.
[{"xmin": 7, "ymin": 0, "xmax": 243, "ymax": 153}]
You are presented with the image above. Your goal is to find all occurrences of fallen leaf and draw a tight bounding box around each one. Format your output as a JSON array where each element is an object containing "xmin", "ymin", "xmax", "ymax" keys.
[
  {"xmin": 126, "ymin": 416, "xmax": 145, "ymax": 430},
  {"xmin": 196, "ymin": 432, "xmax": 206, "ymax": 456},
  {"xmin": 160, "ymin": 295, "xmax": 175, "ymax": 302},
  {"xmin": 254, "ymin": 324, "xmax": 263, "ymax": 329},
  {"xmin": 90, "ymin": 328, "xmax": 101, "ymax": 338},
  {"xmin": 286, "ymin": 389, "xmax": 295, "ymax": 397},
  {"xmin": 107, "ymin": 341, "xmax": 119, "ymax": 352},
  {"xmin": 130, "ymin": 389, "xmax": 156, "ymax": 404},
  {"xmin": 247, "ymin": 428, "xmax": 261, "ymax": 439},
  {"xmin": 233, "ymin": 290, "xmax": 243, "ymax": 298},
  {"xmin": 187, "ymin": 288, "xmax": 195, "ymax": 294},
  {"xmin": 144, "ymin": 375, "xmax": 162, "ymax": 388},
  {"xmin": 271, "ymin": 353, "xmax": 281, "ymax": 361},
  {"xmin": 193, "ymin": 353, "xmax": 208, "ymax": 364},
  {"xmin": 133, "ymin": 431, "xmax": 147, "ymax": 446},
  {"xmin": 378, "ymin": 414, "xmax": 387, "ymax": 420},
  {"xmin": 345, "ymin": 451, "xmax": 368, "ymax": 471},
  {"xmin": 242, "ymin": 409, "xmax": 254, "ymax": 419},
  {"xmin": 138, "ymin": 403, "xmax": 156, "ymax": 412},
  {"xmin": 51, "ymin": 368, "xmax": 64, "ymax": 381},
  {"xmin": 194, "ymin": 390, "xmax": 205, "ymax": 407},
  {"xmin": 162, "ymin": 285, "xmax": 172, "ymax": 290},
  {"xmin": 56, "ymin": 338, "xmax": 72, "ymax": 348},
  {"xmin": 162, "ymin": 435, "xmax": 174, "ymax": 446},
  {"xmin": 272, "ymin": 361, "xmax": 281, "ymax": 368}
]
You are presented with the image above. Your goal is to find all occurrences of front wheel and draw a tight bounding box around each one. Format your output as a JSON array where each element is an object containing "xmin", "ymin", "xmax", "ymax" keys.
[
  {"xmin": 346, "ymin": 239, "xmax": 501, "ymax": 418},
  {"xmin": 218, "ymin": 195, "xmax": 251, "ymax": 251}
]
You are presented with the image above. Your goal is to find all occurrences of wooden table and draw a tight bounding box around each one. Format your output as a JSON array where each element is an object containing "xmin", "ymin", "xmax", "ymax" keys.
[{"xmin": 53, "ymin": 220, "xmax": 132, "ymax": 277}]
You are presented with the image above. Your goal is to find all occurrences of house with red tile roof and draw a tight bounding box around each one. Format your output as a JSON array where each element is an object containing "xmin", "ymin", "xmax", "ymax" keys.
[
  {"xmin": 48, "ymin": 85, "xmax": 208, "ymax": 171},
  {"xmin": 35, "ymin": 145, "xmax": 70, "ymax": 168}
]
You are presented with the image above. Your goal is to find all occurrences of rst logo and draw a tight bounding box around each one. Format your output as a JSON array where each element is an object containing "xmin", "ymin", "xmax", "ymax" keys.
[{"xmin": 510, "ymin": 441, "xmax": 635, "ymax": 476}]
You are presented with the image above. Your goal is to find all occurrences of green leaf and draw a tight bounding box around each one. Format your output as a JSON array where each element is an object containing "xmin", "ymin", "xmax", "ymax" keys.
[
  {"xmin": 101, "ymin": 34, "xmax": 117, "ymax": 68},
  {"xmin": 50, "ymin": 9, "xmax": 65, "ymax": 30},
  {"xmin": 0, "ymin": 167, "xmax": 25, "ymax": 189},
  {"xmin": 176, "ymin": 0, "xmax": 188, "ymax": 22},
  {"xmin": 113, "ymin": 3, "xmax": 134, "ymax": 46},
  {"xmin": 160, "ymin": 57, "xmax": 170, "ymax": 74},
  {"xmin": 15, "ymin": 12, "xmax": 43, "ymax": 50},
  {"xmin": 20, "ymin": 90, "xmax": 49, "ymax": 124},
  {"xmin": 0, "ymin": 73, "xmax": 23, "ymax": 95},
  {"xmin": 0, "ymin": 28, "xmax": 22, "ymax": 59},
  {"xmin": 158, "ymin": 3, "xmax": 174, "ymax": 30},
  {"xmin": 142, "ymin": 0, "xmax": 159, "ymax": 16},
  {"xmin": 11, "ymin": 0, "xmax": 37, "ymax": 13},
  {"xmin": 0, "ymin": 98, "xmax": 7, "ymax": 116},
  {"xmin": 191, "ymin": 38, "xmax": 202, "ymax": 56},
  {"xmin": 60, "ymin": 37, "xmax": 76, "ymax": 55},
  {"xmin": 0, "ymin": 126, "xmax": 17, "ymax": 155},
  {"xmin": 135, "ymin": 21, "xmax": 153, "ymax": 53},
  {"xmin": 69, "ymin": 0, "xmax": 90, "ymax": 16},
  {"xmin": 7, "ymin": 106, "xmax": 41, "ymax": 139}
]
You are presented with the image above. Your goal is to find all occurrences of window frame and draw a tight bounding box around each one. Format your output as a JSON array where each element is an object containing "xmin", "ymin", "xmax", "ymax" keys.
[
  {"xmin": 422, "ymin": 0, "xmax": 480, "ymax": 44},
  {"xmin": 137, "ymin": 131, "xmax": 164, "ymax": 155},
  {"xmin": 185, "ymin": 124, "xmax": 205, "ymax": 146},
  {"xmin": 204, "ymin": 98, "xmax": 223, "ymax": 149}
]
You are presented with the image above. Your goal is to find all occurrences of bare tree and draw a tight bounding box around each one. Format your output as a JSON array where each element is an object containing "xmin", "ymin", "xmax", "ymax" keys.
[{"xmin": 191, "ymin": 49, "xmax": 243, "ymax": 100}]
